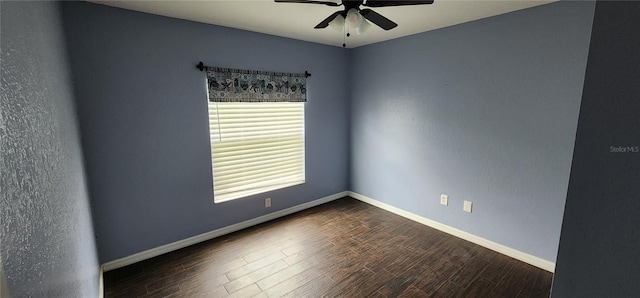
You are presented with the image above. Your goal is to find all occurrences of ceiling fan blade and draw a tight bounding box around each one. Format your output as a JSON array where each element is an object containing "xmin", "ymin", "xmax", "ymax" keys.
[
  {"xmin": 359, "ymin": 9, "xmax": 397, "ymax": 30},
  {"xmin": 315, "ymin": 11, "xmax": 345, "ymax": 29},
  {"xmin": 363, "ymin": 0, "xmax": 434, "ymax": 7},
  {"xmin": 274, "ymin": 0, "xmax": 341, "ymax": 6}
]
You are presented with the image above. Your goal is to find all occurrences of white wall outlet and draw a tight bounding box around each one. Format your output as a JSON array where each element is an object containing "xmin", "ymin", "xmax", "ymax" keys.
[
  {"xmin": 440, "ymin": 194, "xmax": 449, "ymax": 206},
  {"xmin": 265, "ymin": 198, "xmax": 271, "ymax": 208},
  {"xmin": 463, "ymin": 200, "xmax": 472, "ymax": 213}
]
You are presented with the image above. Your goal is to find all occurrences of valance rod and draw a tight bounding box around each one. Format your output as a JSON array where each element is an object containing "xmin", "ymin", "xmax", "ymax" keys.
[{"xmin": 196, "ymin": 61, "xmax": 311, "ymax": 78}]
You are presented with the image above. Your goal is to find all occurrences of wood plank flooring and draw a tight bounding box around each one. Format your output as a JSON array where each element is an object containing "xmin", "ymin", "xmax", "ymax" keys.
[{"xmin": 104, "ymin": 197, "xmax": 552, "ymax": 297}]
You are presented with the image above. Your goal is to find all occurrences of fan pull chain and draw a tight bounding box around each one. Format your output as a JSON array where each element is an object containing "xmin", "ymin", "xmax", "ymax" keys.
[
  {"xmin": 343, "ymin": 22, "xmax": 347, "ymax": 47},
  {"xmin": 343, "ymin": 25, "xmax": 351, "ymax": 48}
]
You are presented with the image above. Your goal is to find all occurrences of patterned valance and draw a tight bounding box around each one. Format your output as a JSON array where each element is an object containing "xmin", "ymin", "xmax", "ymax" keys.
[{"xmin": 206, "ymin": 67, "xmax": 307, "ymax": 102}]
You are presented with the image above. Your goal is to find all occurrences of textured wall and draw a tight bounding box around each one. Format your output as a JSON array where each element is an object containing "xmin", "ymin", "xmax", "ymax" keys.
[
  {"xmin": 0, "ymin": 1, "xmax": 100, "ymax": 297},
  {"xmin": 61, "ymin": 2, "xmax": 350, "ymax": 263},
  {"xmin": 551, "ymin": 2, "xmax": 640, "ymax": 296},
  {"xmin": 349, "ymin": 1, "xmax": 595, "ymax": 262}
]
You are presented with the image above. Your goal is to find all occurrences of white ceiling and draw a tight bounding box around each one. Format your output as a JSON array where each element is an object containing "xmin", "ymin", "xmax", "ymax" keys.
[{"xmin": 88, "ymin": 0, "xmax": 556, "ymax": 48}]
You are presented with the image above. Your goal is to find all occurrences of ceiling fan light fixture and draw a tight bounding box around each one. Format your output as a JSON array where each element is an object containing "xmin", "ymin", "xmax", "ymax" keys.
[
  {"xmin": 346, "ymin": 8, "xmax": 362, "ymax": 28},
  {"xmin": 328, "ymin": 14, "xmax": 345, "ymax": 32},
  {"xmin": 276, "ymin": 0, "xmax": 434, "ymax": 34},
  {"xmin": 357, "ymin": 19, "xmax": 371, "ymax": 34}
]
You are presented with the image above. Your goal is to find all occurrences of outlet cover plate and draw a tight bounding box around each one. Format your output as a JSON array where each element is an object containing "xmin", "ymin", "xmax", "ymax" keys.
[
  {"xmin": 440, "ymin": 194, "xmax": 449, "ymax": 206},
  {"xmin": 463, "ymin": 200, "xmax": 472, "ymax": 213}
]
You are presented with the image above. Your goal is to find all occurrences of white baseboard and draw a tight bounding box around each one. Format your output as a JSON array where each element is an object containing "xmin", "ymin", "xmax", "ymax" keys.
[
  {"xmin": 101, "ymin": 190, "xmax": 555, "ymax": 273},
  {"xmin": 99, "ymin": 265, "xmax": 104, "ymax": 298},
  {"xmin": 102, "ymin": 191, "xmax": 348, "ymax": 272},
  {"xmin": 347, "ymin": 191, "xmax": 556, "ymax": 273}
]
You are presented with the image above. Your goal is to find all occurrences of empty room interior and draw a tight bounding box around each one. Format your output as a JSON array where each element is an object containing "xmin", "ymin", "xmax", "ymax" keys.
[{"xmin": 1, "ymin": 0, "xmax": 639, "ymax": 297}]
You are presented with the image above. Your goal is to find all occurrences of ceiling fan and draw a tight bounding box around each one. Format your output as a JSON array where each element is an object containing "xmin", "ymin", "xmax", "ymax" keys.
[{"xmin": 274, "ymin": 0, "xmax": 434, "ymax": 33}]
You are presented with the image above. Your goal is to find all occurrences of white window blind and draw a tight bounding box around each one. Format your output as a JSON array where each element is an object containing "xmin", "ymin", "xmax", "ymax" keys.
[{"xmin": 208, "ymin": 102, "xmax": 305, "ymax": 203}]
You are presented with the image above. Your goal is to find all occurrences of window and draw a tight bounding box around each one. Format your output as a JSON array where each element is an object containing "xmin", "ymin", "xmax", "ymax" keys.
[
  {"xmin": 208, "ymin": 102, "xmax": 305, "ymax": 202},
  {"xmin": 204, "ymin": 66, "xmax": 307, "ymax": 203}
]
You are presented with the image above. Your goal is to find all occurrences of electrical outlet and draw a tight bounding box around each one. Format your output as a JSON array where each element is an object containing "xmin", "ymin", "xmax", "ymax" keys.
[
  {"xmin": 265, "ymin": 198, "xmax": 271, "ymax": 208},
  {"xmin": 440, "ymin": 194, "xmax": 449, "ymax": 206},
  {"xmin": 463, "ymin": 200, "xmax": 472, "ymax": 213}
]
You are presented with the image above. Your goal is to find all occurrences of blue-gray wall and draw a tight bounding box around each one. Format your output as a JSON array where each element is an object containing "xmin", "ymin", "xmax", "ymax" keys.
[
  {"xmin": 61, "ymin": 2, "xmax": 350, "ymax": 263},
  {"xmin": 0, "ymin": 1, "xmax": 100, "ymax": 297},
  {"xmin": 551, "ymin": 2, "xmax": 640, "ymax": 296},
  {"xmin": 349, "ymin": 1, "xmax": 595, "ymax": 263}
]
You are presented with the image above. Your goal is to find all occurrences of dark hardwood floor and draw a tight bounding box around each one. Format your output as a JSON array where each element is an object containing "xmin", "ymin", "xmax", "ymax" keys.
[{"xmin": 104, "ymin": 197, "xmax": 552, "ymax": 297}]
